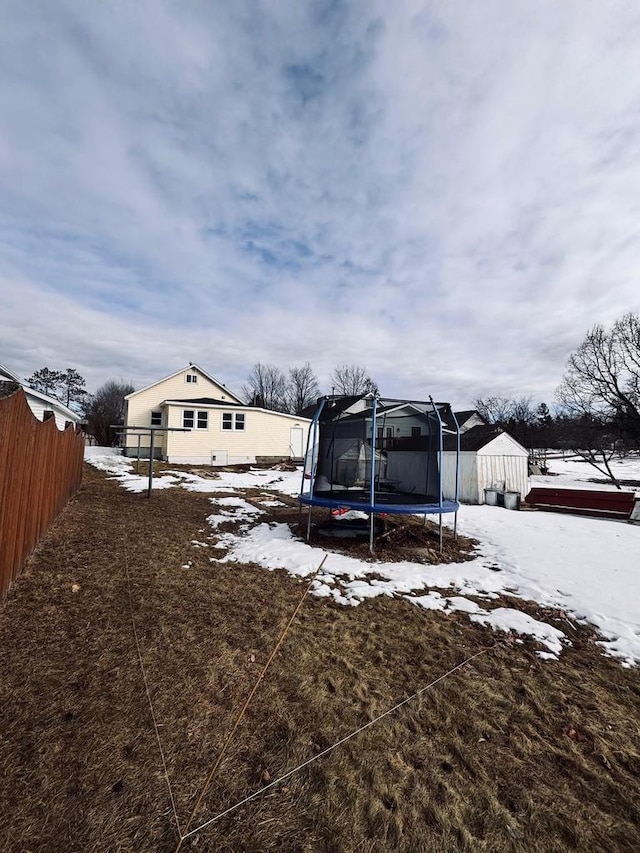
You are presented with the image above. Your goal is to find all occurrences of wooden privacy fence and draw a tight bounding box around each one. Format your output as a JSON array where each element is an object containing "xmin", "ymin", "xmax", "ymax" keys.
[{"xmin": 0, "ymin": 389, "xmax": 84, "ymax": 598}]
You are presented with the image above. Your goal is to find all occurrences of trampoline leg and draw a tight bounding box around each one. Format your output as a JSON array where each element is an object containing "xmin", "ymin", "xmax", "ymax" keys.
[
  {"xmin": 453, "ymin": 510, "xmax": 458, "ymax": 539},
  {"xmin": 369, "ymin": 513, "xmax": 375, "ymax": 554},
  {"xmin": 423, "ymin": 514, "xmax": 427, "ymax": 527},
  {"xmin": 306, "ymin": 505, "xmax": 313, "ymax": 542},
  {"xmin": 439, "ymin": 514, "xmax": 443, "ymax": 554}
]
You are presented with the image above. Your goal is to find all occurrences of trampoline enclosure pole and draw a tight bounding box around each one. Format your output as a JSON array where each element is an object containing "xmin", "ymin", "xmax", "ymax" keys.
[
  {"xmin": 450, "ymin": 408, "xmax": 462, "ymax": 539},
  {"xmin": 429, "ymin": 398, "xmax": 444, "ymax": 553},
  {"xmin": 369, "ymin": 396, "xmax": 378, "ymax": 553},
  {"xmin": 303, "ymin": 398, "xmax": 325, "ymax": 498}
]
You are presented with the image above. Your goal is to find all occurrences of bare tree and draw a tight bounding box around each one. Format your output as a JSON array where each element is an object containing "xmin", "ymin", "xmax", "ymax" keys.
[
  {"xmin": 508, "ymin": 396, "xmax": 536, "ymax": 426},
  {"xmin": 242, "ymin": 363, "xmax": 288, "ymax": 412},
  {"xmin": 287, "ymin": 362, "xmax": 320, "ymax": 413},
  {"xmin": 85, "ymin": 380, "xmax": 135, "ymax": 446},
  {"xmin": 554, "ymin": 313, "xmax": 640, "ymax": 485},
  {"xmin": 554, "ymin": 411, "xmax": 623, "ymax": 488},
  {"xmin": 474, "ymin": 396, "xmax": 513, "ymax": 425},
  {"xmin": 331, "ymin": 364, "xmax": 378, "ymax": 396},
  {"xmin": 557, "ymin": 312, "xmax": 640, "ymax": 448}
]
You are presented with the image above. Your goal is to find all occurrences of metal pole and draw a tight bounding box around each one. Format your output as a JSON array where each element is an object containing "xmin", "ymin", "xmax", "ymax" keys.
[
  {"xmin": 305, "ymin": 399, "xmax": 325, "ymax": 501},
  {"xmin": 147, "ymin": 428, "xmax": 155, "ymax": 498},
  {"xmin": 136, "ymin": 433, "xmax": 141, "ymax": 474},
  {"xmin": 429, "ymin": 398, "xmax": 444, "ymax": 554},
  {"xmin": 369, "ymin": 396, "xmax": 378, "ymax": 554},
  {"xmin": 450, "ymin": 408, "xmax": 462, "ymax": 540}
]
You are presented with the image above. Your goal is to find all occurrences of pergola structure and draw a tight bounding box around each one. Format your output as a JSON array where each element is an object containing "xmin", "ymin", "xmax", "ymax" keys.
[{"xmin": 111, "ymin": 425, "xmax": 190, "ymax": 497}]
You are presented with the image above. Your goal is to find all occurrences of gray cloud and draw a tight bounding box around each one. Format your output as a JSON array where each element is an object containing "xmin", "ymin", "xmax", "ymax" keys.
[{"xmin": 1, "ymin": 0, "xmax": 640, "ymax": 405}]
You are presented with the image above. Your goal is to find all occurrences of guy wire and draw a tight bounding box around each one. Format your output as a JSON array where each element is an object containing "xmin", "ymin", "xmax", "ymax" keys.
[{"xmin": 181, "ymin": 643, "xmax": 497, "ymax": 842}]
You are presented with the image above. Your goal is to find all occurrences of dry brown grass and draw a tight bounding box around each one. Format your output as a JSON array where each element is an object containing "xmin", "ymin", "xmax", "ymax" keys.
[{"xmin": 1, "ymin": 464, "xmax": 639, "ymax": 852}]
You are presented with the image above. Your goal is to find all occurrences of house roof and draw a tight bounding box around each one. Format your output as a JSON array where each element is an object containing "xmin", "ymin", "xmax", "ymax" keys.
[
  {"xmin": 299, "ymin": 395, "xmax": 363, "ymax": 420},
  {"xmin": 454, "ymin": 409, "xmax": 483, "ymax": 426},
  {"xmin": 0, "ymin": 362, "xmax": 20, "ymax": 383},
  {"xmin": 163, "ymin": 397, "xmax": 245, "ymax": 406},
  {"xmin": 302, "ymin": 395, "xmax": 452, "ymax": 423},
  {"xmin": 443, "ymin": 424, "xmax": 525, "ymax": 452},
  {"xmin": 161, "ymin": 398, "xmax": 311, "ymax": 422},
  {"xmin": 125, "ymin": 364, "xmax": 243, "ymax": 403}
]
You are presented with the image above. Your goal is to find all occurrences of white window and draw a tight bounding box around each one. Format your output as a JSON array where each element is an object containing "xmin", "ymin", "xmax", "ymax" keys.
[
  {"xmin": 151, "ymin": 410, "xmax": 162, "ymax": 426},
  {"xmin": 184, "ymin": 409, "xmax": 208, "ymax": 429},
  {"xmin": 222, "ymin": 412, "xmax": 245, "ymax": 431},
  {"xmin": 186, "ymin": 373, "xmax": 198, "ymax": 384}
]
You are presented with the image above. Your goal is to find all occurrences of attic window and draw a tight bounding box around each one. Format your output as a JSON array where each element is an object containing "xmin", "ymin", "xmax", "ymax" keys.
[
  {"xmin": 43, "ymin": 410, "xmax": 54, "ymax": 422},
  {"xmin": 186, "ymin": 374, "xmax": 198, "ymax": 384},
  {"xmin": 151, "ymin": 410, "xmax": 162, "ymax": 426}
]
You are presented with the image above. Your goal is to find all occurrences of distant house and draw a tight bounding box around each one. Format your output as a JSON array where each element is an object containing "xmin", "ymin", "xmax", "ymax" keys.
[
  {"xmin": 123, "ymin": 364, "xmax": 311, "ymax": 465},
  {"xmin": 0, "ymin": 363, "xmax": 82, "ymax": 431},
  {"xmin": 442, "ymin": 411, "xmax": 529, "ymax": 504}
]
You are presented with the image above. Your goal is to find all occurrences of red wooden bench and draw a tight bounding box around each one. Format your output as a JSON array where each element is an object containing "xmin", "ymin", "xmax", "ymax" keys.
[{"xmin": 525, "ymin": 487, "xmax": 637, "ymax": 521}]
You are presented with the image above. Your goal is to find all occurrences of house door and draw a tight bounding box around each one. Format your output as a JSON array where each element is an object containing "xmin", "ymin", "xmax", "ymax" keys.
[{"xmin": 290, "ymin": 428, "xmax": 304, "ymax": 458}]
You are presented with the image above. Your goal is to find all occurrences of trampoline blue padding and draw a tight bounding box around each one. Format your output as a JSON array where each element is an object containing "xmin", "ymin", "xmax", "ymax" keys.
[{"xmin": 298, "ymin": 491, "xmax": 459, "ymax": 515}]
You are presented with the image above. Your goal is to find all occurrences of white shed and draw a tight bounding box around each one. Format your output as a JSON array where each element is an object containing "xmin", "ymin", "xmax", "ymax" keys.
[{"xmin": 442, "ymin": 414, "xmax": 529, "ymax": 504}]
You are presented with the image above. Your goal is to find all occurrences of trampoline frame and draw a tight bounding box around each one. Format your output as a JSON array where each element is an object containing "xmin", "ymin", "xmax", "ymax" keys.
[{"xmin": 298, "ymin": 395, "xmax": 461, "ymax": 553}]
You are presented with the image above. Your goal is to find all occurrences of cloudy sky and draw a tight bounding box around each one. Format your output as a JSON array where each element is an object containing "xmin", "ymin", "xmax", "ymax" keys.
[{"xmin": 2, "ymin": 1, "xmax": 640, "ymax": 406}]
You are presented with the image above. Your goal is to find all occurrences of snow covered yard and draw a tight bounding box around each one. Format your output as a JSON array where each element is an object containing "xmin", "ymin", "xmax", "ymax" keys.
[
  {"xmin": 88, "ymin": 454, "xmax": 640, "ymax": 667},
  {"xmin": 531, "ymin": 452, "xmax": 640, "ymax": 491}
]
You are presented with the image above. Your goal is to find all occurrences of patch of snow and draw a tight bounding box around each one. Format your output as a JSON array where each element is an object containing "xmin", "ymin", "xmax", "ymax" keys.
[
  {"xmin": 470, "ymin": 607, "xmax": 566, "ymax": 657},
  {"xmin": 206, "ymin": 496, "xmax": 263, "ymax": 529},
  {"xmin": 87, "ymin": 454, "xmax": 640, "ymax": 666}
]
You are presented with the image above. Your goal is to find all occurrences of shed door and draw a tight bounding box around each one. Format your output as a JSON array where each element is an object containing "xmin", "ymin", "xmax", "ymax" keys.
[{"xmin": 290, "ymin": 428, "xmax": 304, "ymax": 458}]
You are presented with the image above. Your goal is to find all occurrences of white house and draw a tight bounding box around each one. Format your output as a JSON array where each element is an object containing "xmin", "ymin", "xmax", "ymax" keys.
[
  {"xmin": 442, "ymin": 411, "xmax": 529, "ymax": 504},
  {"xmin": 123, "ymin": 364, "xmax": 311, "ymax": 466},
  {"xmin": 0, "ymin": 363, "xmax": 82, "ymax": 431}
]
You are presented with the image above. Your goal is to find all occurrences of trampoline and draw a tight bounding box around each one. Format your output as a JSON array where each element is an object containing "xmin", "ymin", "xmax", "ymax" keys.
[{"xmin": 298, "ymin": 394, "xmax": 461, "ymax": 552}]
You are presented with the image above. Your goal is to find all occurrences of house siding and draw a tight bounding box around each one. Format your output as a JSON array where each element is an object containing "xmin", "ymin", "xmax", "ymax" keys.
[
  {"xmin": 122, "ymin": 366, "xmax": 310, "ymax": 464},
  {"xmin": 24, "ymin": 392, "xmax": 79, "ymax": 431},
  {"xmin": 124, "ymin": 366, "xmax": 239, "ymax": 453},
  {"xmin": 164, "ymin": 406, "xmax": 309, "ymax": 465}
]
